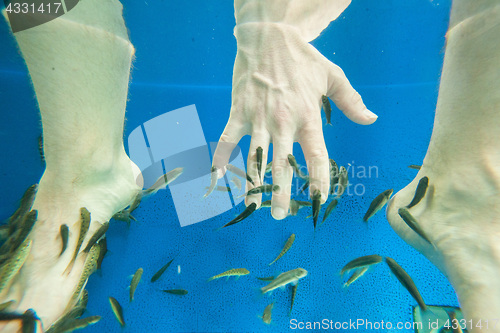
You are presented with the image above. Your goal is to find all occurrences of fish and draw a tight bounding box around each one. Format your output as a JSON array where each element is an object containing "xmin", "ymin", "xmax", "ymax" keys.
[
  {"xmin": 0, "ymin": 300, "xmax": 14, "ymax": 312},
  {"xmin": 336, "ymin": 166, "xmax": 348, "ymax": 198},
  {"xmin": 321, "ymin": 199, "xmax": 338, "ymax": 225},
  {"xmin": 204, "ymin": 166, "xmax": 219, "ymax": 199},
  {"xmin": 208, "ymin": 268, "xmax": 250, "ymax": 282},
  {"xmin": 385, "ymin": 257, "xmax": 427, "ymax": 311},
  {"xmin": 217, "ymin": 203, "xmax": 257, "ymax": 229},
  {"xmin": 46, "ymin": 305, "xmax": 87, "ymax": 333},
  {"xmin": 151, "ymin": 258, "xmax": 175, "ymax": 283},
  {"xmin": 162, "ymin": 289, "xmax": 188, "ymax": 295},
  {"xmin": 230, "ymin": 176, "xmax": 242, "ymax": 191},
  {"xmin": 299, "ymin": 178, "xmax": 310, "ymax": 194},
  {"xmin": 143, "ymin": 167, "xmax": 184, "ymax": 196},
  {"xmin": 256, "ymin": 276, "xmax": 275, "ymax": 281},
  {"xmin": 256, "ymin": 146, "xmax": 263, "ymax": 183},
  {"xmin": 398, "ymin": 208, "xmax": 432, "ymax": 244},
  {"xmin": 96, "ymin": 238, "xmax": 107, "ymax": 270},
  {"xmin": 343, "ymin": 267, "xmax": 369, "ymax": 288},
  {"xmin": 82, "ymin": 222, "xmax": 109, "ymax": 253},
  {"xmin": 0, "ymin": 239, "xmax": 32, "ymax": 294},
  {"xmin": 59, "ymin": 224, "xmax": 69, "ymax": 257},
  {"xmin": 21, "ymin": 309, "xmax": 37, "ymax": 333},
  {"xmin": 408, "ymin": 165, "xmax": 421, "ymax": 170},
  {"xmin": 329, "ymin": 159, "xmax": 339, "ymax": 195},
  {"xmin": 265, "ymin": 161, "xmax": 272, "ymax": 174},
  {"xmin": 226, "ymin": 164, "xmax": 254, "ymax": 186},
  {"xmin": 65, "ymin": 207, "xmax": 91, "ymax": 274},
  {"xmin": 289, "ymin": 200, "xmax": 299, "ymax": 216},
  {"xmin": 407, "ymin": 176, "xmax": 429, "ymax": 209},
  {"xmin": 261, "ymin": 268, "xmax": 308, "ymax": 294},
  {"xmin": 295, "ymin": 200, "xmax": 312, "ymax": 207},
  {"xmin": 3, "ymin": 210, "xmax": 37, "ymax": 256},
  {"xmin": 64, "ymin": 243, "xmax": 100, "ymax": 314},
  {"xmin": 287, "ymin": 155, "xmax": 307, "ymax": 179},
  {"xmin": 109, "ymin": 296, "xmax": 125, "ymax": 327},
  {"xmin": 7, "ymin": 184, "xmax": 37, "ymax": 234},
  {"xmin": 312, "ymin": 190, "xmax": 322, "ymax": 228},
  {"xmin": 57, "ymin": 316, "xmax": 101, "ymax": 332},
  {"xmin": 77, "ymin": 289, "xmax": 89, "ymax": 310},
  {"xmin": 260, "ymin": 303, "xmax": 274, "ymax": 325},
  {"xmin": 269, "ymin": 234, "xmax": 295, "ymax": 265},
  {"xmin": 340, "ymin": 254, "xmax": 383, "ymax": 277},
  {"xmin": 205, "ymin": 185, "xmax": 231, "ymax": 192},
  {"xmin": 289, "ymin": 283, "xmax": 298, "ymax": 315},
  {"xmin": 130, "ymin": 268, "xmax": 143, "ymax": 302},
  {"xmin": 37, "ymin": 135, "xmax": 44, "ymax": 163},
  {"xmin": 261, "ymin": 200, "xmax": 272, "ymax": 208},
  {"xmin": 112, "ymin": 193, "xmax": 142, "ymax": 226},
  {"xmin": 238, "ymin": 184, "xmax": 279, "ymax": 198},
  {"xmin": 322, "ymin": 95, "xmax": 332, "ymax": 125},
  {"xmin": 363, "ymin": 189, "xmax": 393, "ymax": 222}
]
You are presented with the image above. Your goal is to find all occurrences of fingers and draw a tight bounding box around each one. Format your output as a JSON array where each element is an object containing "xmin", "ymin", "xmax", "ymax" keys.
[
  {"xmin": 325, "ymin": 62, "xmax": 378, "ymax": 125},
  {"xmin": 245, "ymin": 132, "xmax": 270, "ymax": 208},
  {"xmin": 298, "ymin": 124, "xmax": 330, "ymax": 204},
  {"xmin": 211, "ymin": 115, "xmax": 247, "ymax": 178},
  {"xmin": 271, "ymin": 135, "xmax": 294, "ymax": 220}
]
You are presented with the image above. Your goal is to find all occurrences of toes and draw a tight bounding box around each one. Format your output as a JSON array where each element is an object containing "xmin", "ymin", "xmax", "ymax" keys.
[
  {"xmin": 245, "ymin": 132, "xmax": 271, "ymax": 208},
  {"xmin": 211, "ymin": 113, "xmax": 247, "ymax": 178},
  {"xmin": 270, "ymin": 136, "xmax": 294, "ymax": 220},
  {"xmin": 325, "ymin": 62, "xmax": 378, "ymax": 125},
  {"xmin": 298, "ymin": 126, "xmax": 330, "ymax": 204}
]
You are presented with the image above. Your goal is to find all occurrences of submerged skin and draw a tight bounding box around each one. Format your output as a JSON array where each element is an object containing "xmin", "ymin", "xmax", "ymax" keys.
[{"xmin": 386, "ymin": 1, "xmax": 500, "ymax": 331}]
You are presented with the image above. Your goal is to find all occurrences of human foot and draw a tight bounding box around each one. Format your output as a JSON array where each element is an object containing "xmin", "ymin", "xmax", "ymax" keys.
[
  {"xmin": 0, "ymin": 153, "xmax": 141, "ymax": 331},
  {"xmin": 386, "ymin": 160, "xmax": 500, "ymax": 332}
]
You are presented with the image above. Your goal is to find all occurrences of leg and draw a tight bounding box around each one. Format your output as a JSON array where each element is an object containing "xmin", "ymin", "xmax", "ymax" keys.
[
  {"xmin": 387, "ymin": 0, "xmax": 500, "ymax": 331},
  {"xmin": 1, "ymin": 0, "xmax": 140, "ymax": 329}
]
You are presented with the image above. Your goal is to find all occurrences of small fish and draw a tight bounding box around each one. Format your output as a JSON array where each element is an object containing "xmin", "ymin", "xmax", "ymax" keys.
[
  {"xmin": 322, "ymin": 95, "xmax": 332, "ymax": 125},
  {"xmin": 82, "ymin": 222, "xmax": 109, "ymax": 253},
  {"xmin": 336, "ymin": 166, "xmax": 348, "ymax": 198},
  {"xmin": 265, "ymin": 161, "xmax": 273, "ymax": 174},
  {"xmin": 205, "ymin": 185, "xmax": 232, "ymax": 192},
  {"xmin": 299, "ymin": 178, "xmax": 310, "ymax": 195},
  {"xmin": 312, "ymin": 190, "xmax": 322, "ymax": 228},
  {"xmin": 0, "ymin": 300, "xmax": 14, "ymax": 312},
  {"xmin": 6, "ymin": 210, "xmax": 37, "ymax": 255},
  {"xmin": 65, "ymin": 207, "xmax": 91, "ymax": 274},
  {"xmin": 289, "ymin": 283, "xmax": 298, "ymax": 316},
  {"xmin": 226, "ymin": 164, "xmax": 254, "ymax": 186},
  {"xmin": 162, "ymin": 289, "xmax": 188, "ymax": 295},
  {"xmin": 238, "ymin": 184, "xmax": 279, "ymax": 198},
  {"xmin": 287, "ymin": 155, "xmax": 307, "ymax": 179},
  {"xmin": 256, "ymin": 276, "xmax": 275, "ymax": 281},
  {"xmin": 151, "ymin": 258, "xmax": 175, "ymax": 282},
  {"xmin": 256, "ymin": 146, "xmax": 263, "ymax": 183},
  {"xmin": 261, "ymin": 200, "xmax": 272, "ymax": 208},
  {"xmin": 77, "ymin": 289, "xmax": 89, "ymax": 309},
  {"xmin": 7, "ymin": 184, "xmax": 37, "ymax": 234},
  {"xmin": 343, "ymin": 267, "xmax": 369, "ymax": 288},
  {"xmin": 289, "ymin": 200, "xmax": 299, "ymax": 216},
  {"xmin": 109, "ymin": 297, "xmax": 125, "ymax": 327},
  {"xmin": 363, "ymin": 189, "xmax": 393, "ymax": 222},
  {"xmin": 398, "ymin": 208, "xmax": 432, "ymax": 244},
  {"xmin": 96, "ymin": 238, "xmax": 107, "ymax": 270},
  {"xmin": 269, "ymin": 234, "xmax": 295, "ymax": 265},
  {"xmin": 261, "ymin": 268, "xmax": 307, "ymax": 294},
  {"xmin": 38, "ymin": 135, "xmax": 44, "ymax": 163},
  {"xmin": 204, "ymin": 166, "xmax": 219, "ymax": 199},
  {"xmin": 46, "ymin": 305, "xmax": 87, "ymax": 333},
  {"xmin": 295, "ymin": 200, "xmax": 312, "ymax": 207},
  {"xmin": 230, "ymin": 176, "xmax": 242, "ymax": 191},
  {"xmin": 329, "ymin": 159, "xmax": 339, "ymax": 195},
  {"xmin": 408, "ymin": 165, "xmax": 421, "ymax": 170},
  {"xmin": 260, "ymin": 303, "xmax": 274, "ymax": 325},
  {"xmin": 385, "ymin": 257, "xmax": 427, "ymax": 311},
  {"xmin": 217, "ymin": 203, "xmax": 257, "ymax": 229},
  {"xmin": 130, "ymin": 268, "xmax": 143, "ymax": 302},
  {"xmin": 407, "ymin": 176, "xmax": 429, "ymax": 209},
  {"xmin": 0, "ymin": 239, "xmax": 32, "ymax": 294},
  {"xmin": 59, "ymin": 224, "xmax": 69, "ymax": 257},
  {"xmin": 321, "ymin": 199, "xmax": 338, "ymax": 225},
  {"xmin": 57, "ymin": 316, "xmax": 101, "ymax": 332},
  {"xmin": 111, "ymin": 193, "xmax": 142, "ymax": 226},
  {"xmin": 208, "ymin": 268, "xmax": 250, "ymax": 282},
  {"xmin": 21, "ymin": 309, "xmax": 37, "ymax": 333},
  {"xmin": 143, "ymin": 167, "xmax": 184, "ymax": 196},
  {"xmin": 340, "ymin": 254, "xmax": 383, "ymax": 277}
]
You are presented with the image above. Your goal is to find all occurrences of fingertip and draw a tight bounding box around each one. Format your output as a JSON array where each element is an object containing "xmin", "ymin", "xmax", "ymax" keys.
[{"xmin": 271, "ymin": 207, "xmax": 287, "ymax": 220}]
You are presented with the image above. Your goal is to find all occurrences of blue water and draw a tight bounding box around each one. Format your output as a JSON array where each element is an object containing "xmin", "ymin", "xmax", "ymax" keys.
[{"xmin": 0, "ymin": 0, "xmax": 459, "ymax": 332}]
